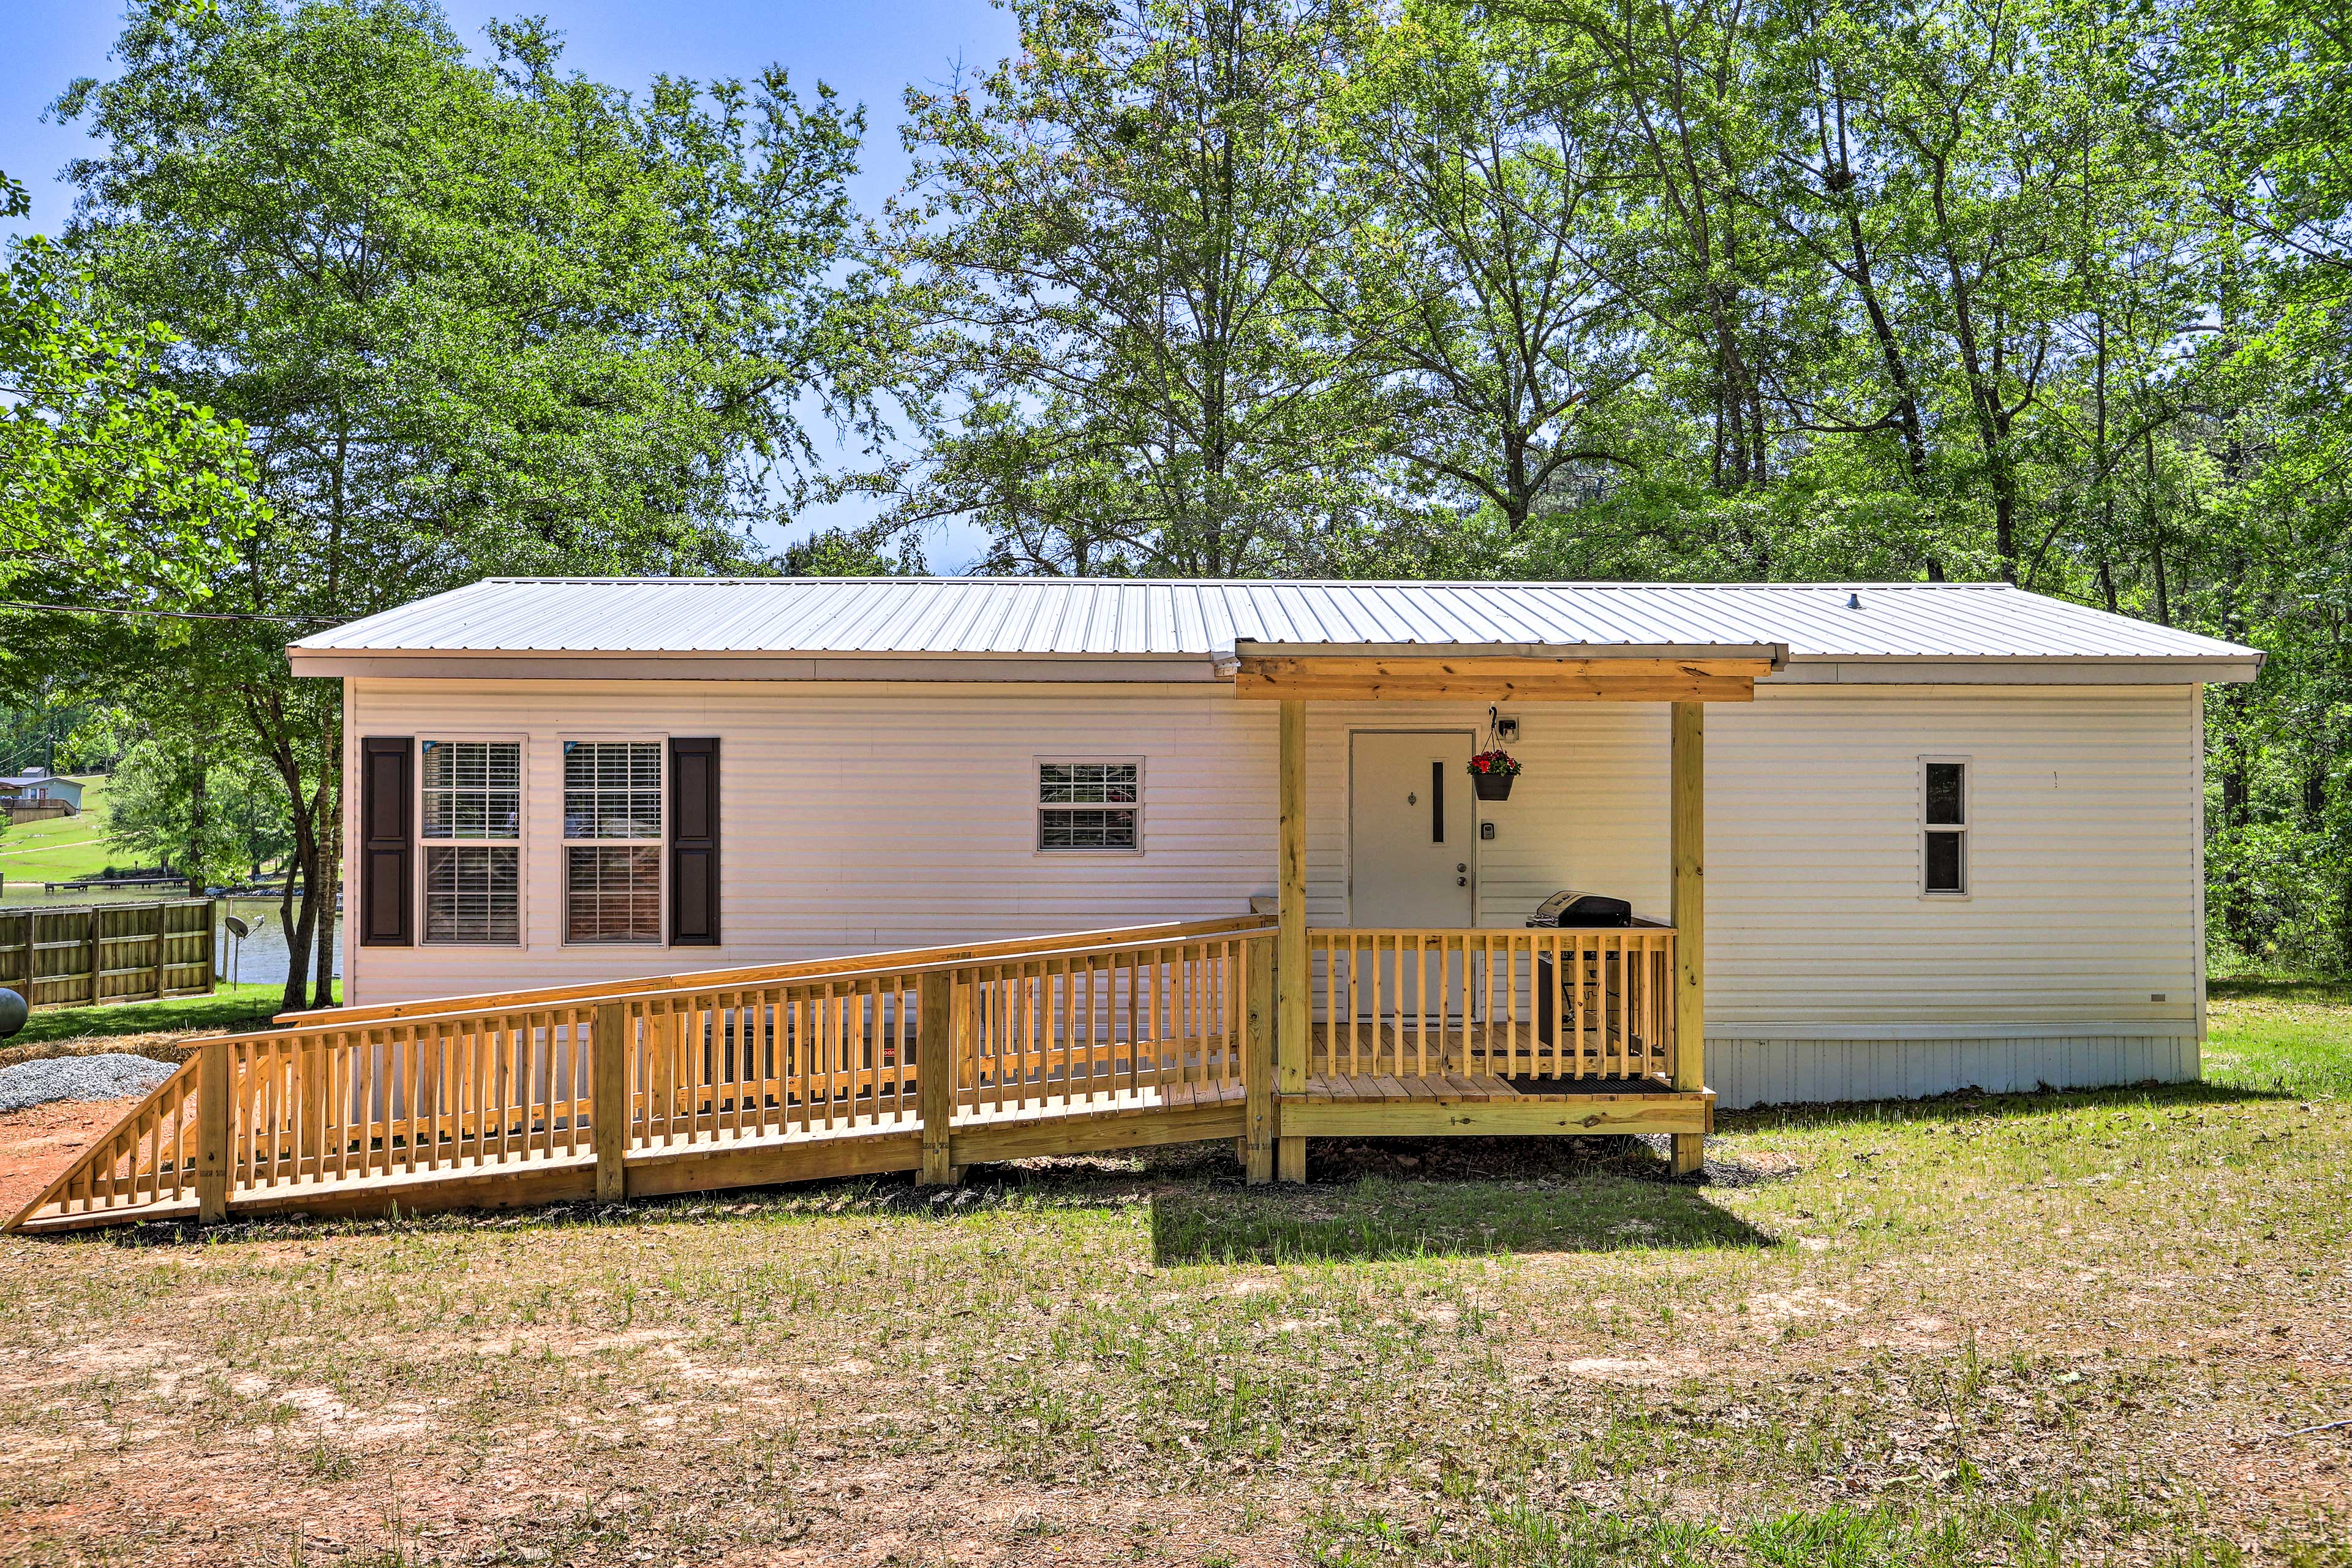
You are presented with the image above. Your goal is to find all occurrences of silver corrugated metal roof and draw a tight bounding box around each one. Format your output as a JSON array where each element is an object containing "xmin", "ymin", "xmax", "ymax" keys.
[{"xmin": 289, "ymin": 576, "xmax": 2261, "ymax": 674}]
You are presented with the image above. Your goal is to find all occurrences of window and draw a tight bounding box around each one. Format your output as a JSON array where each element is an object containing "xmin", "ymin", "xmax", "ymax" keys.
[
  {"xmin": 1923, "ymin": 758, "xmax": 1967, "ymax": 895},
  {"xmin": 1037, "ymin": 761, "xmax": 1140, "ymax": 851},
  {"xmin": 565, "ymin": 741, "xmax": 663, "ymax": 942},
  {"xmin": 421, "ymin": 741, "xmax": 521, "ymax": 943}
]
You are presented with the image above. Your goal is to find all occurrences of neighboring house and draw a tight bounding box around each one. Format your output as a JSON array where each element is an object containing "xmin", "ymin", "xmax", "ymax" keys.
[
  {"xmin": 285, "ymin": 576, "xmax": 2261, "ymax": 1112},
  {"xmin": 0, "ymin": 769, "xmax": 84, "ymax": 812}
]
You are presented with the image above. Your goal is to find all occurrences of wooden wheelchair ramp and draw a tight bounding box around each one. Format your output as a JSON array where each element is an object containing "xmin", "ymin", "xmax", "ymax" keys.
[{"xmin": 7, "ymin": 918, "xmax": 1710, "ymax": 1234}]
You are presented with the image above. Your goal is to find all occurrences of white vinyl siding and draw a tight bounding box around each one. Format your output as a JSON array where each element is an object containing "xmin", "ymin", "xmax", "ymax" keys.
[
  {"xmin": 344, "ymin": 682, "xmax": 1280, "ymax": 1000},
  {"xmin": 1704, "ymin": 685, "xmax": 2200, "ymax": 1035},
  {"xmin": 343, "ymin": 679, "xmax": 2206, "ymax": 1111}
]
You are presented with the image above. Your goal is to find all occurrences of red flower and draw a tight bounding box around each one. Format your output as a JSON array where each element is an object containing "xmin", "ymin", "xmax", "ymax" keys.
[{"xmin": 1468, "ymin": 750, "xmax": 1521, "ymax": 777}]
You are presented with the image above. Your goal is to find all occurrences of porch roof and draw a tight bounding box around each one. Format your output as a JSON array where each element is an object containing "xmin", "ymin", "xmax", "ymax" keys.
[{"xmin": 289, "ymin": 577, "xmax": 2264, "ymax": 685}]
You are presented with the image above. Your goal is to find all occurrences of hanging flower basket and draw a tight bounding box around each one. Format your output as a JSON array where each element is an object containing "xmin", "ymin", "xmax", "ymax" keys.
[{"xmin": 1469, "ymin": 750, "xmax": 1521, "ymax": 801}]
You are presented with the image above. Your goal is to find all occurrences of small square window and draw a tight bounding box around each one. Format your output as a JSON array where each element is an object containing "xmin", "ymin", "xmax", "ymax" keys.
[
  {"xmin": 422, "ymin": 740, "xmax": 521, "ymax": 840},
  {"xmin": 423, "ymin": 845, "xmax": 521, "ymax": 944},
  {"xmin": 1038, "ymin": 761, "xmax": 1140, "ymax": 851}
]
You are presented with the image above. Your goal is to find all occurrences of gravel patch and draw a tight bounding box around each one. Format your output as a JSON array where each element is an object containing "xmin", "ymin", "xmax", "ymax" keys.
[{"xmin": 0, "ymin": 1052, "xmax": 180, "ymax": 1114}]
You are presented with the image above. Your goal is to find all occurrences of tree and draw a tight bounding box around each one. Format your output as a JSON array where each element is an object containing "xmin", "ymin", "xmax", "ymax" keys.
[
  {"xmin": 105, "ymin": 729, "xmax": 294, "ymax": 895},
  {"xmin": 0, "ymin": 170, "xmax": 263, "ymax": 599},
  {"xmin": 882, "ymin": 0, "xmax": 1382, "ymax": 575},
  {"xmin": 49, "ymin": 0, "xmax": 877, "ymax": 1006},
  {"xmin": 1321, "ymin": 3, "xmax": 1645, "ymax": 535}
]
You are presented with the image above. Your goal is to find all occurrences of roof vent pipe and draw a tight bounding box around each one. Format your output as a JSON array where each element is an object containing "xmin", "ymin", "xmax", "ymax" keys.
[{"xmin": 1847, "ymin": 592, "xmax": 1863, "ymax": 609}]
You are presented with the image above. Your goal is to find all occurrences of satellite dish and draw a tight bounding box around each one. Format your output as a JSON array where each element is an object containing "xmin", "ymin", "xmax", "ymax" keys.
[{"xmin": 224, "ymin": 916, "xmax": 251, "ymax": 938}]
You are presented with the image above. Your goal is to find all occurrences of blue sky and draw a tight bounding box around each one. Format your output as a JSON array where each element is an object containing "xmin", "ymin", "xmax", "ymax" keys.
[{"xmin": 0, "ymin": 0, "xmax": 1022, "ymax": 569}]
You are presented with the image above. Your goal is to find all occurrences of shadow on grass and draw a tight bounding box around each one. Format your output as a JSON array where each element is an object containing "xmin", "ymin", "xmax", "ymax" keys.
[
  {"xmin": 1719, "ymin": 1076, "xmax": 2304, "ymax": 1137},
  {"xmin": 1150, "ymin": 1165, "xmax": 1773, "ymax": 1266},
  {"xmin": 2209, "ymin": 976, "xmax": 2352, "ymax": 1005}
]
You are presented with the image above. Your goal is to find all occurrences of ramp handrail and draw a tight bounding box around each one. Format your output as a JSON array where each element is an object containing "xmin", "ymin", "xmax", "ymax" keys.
[
  {"xmin": 8, "ymin": 920, "xmax": 1277, "ymax": 1232},
  {"xmin": 276, "ymin": 914, "xmax": 1273, "ymax": 1028}
]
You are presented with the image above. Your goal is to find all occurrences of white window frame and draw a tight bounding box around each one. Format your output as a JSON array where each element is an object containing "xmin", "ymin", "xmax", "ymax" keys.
[
  {"xmin": 1033, "ymin": 756, "xmax": 1145, "ymax": 856},
  {"xmin": 559, "ymin": 735, "xmax": 669, "ymax": 948},
  {"xmin": 418, "ymin": 734, "xmax": 527, "ymax": 946},
  {"xmin": 1919, "ymin": 755, "xmax": 1971, "ymax": 900}
]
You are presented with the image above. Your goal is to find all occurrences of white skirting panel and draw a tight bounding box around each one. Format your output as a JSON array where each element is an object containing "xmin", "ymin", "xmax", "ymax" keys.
[{"xmin": 1706, "ymin": 1034, "xmax": 2201, "ymax": 1110}]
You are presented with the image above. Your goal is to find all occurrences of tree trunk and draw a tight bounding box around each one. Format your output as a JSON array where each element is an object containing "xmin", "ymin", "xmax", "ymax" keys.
[
  {"xmin": 185, "ymin": 753, "xmax": 209, "ymax": 900},
  {"xmin": 309, "ymin": 806, "xmax": 338, "ymax": 1008}
]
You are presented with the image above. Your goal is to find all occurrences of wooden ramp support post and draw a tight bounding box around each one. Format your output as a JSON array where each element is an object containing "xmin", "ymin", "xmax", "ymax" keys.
[
  {"xmin": 1276, "ymin": 698, "xmax": 1308, "ymax": 1183},
  {"xmin": 1244, "ymin": 935, "xmax": 1275, "ymax": 1183},
  {"xmin": 593, "ymin": 1002, "xmax": 628, "ymax": 1202},
  {"xmin": 919, "ymin": 970, "xmax": 960, "ymax": 1185},
  {"xmin": 1671, "ymin": 701, "xmax": 1707, "ymax": 1176},
  {"xmin": 195, "ymin": 1039, "xmax": 230, "ymax": 1224}
]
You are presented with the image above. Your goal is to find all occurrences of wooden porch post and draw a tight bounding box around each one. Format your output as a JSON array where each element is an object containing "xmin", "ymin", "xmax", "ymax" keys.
[
  {"xmin": 195, "ymin": 1039, "xmax": 230, "ymax": 1224},
  {"xmin": 1243, "ymin": 936, "xmax": 1275, "ymax": 1183},
  {"xmin": 593, "ymin": 1002, "xmax": 628, "ymax": 1202},
  {"xmin": 918, "ymin": 971, "xmax": 960, "ymax": 1186},
  {"xmin": 1670, "ymin": 701, "xmax": 1707, "ymax": 1176},
  {"xmin": 1276, "ymin": 699, "xmax": 1308, "ymax": 1183}
]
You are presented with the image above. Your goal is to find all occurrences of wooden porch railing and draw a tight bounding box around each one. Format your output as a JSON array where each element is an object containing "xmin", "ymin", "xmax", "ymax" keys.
[
  {"xmin": 1305, "ymin": 926, "xmax": 1676, "ymax": 1084},
  {"xmin": 7, "ymin": 918, "xmax": 1273, "ymax": 1231},
  {"xmin": 276, "ymin": 914, "xmax": 1276, "ymax": 1028}
]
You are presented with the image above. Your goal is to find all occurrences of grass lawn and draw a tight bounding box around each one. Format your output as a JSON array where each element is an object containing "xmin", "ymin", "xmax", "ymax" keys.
[
  {"xmin": 0, "ymin": 989, "xmax": 2345, "ymax": 1566},
  {"xmin": 0, "ymin": 778, "xmax": 115, "ymax": 893}
]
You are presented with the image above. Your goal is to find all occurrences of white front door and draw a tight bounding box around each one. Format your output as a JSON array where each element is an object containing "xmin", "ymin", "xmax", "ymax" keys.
[
  {"xmin": 1350, "ymin": 729, "xmax": 1476, "ymax": 927},
  {"xmin": 1351, "ymin": 731, "xmax": 1477, "ymax": 1024}
]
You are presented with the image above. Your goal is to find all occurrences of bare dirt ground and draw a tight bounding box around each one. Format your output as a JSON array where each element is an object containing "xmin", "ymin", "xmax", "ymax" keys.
[
  {"xmin": 0, "ymin": 994, "xmax": 2345, "ymax": 1567},
  {"xmin": 0, "ymin": 1098, "xmax": 144, "ymax": 1219}
]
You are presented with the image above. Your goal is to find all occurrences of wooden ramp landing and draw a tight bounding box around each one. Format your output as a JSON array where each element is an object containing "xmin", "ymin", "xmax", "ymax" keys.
[{"xmin": 7, "ymin": 919, "xmax": 1711, "ymax": 1234}]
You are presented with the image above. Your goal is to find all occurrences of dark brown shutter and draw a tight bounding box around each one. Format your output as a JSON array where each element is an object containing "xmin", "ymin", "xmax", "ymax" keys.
[
  {"xmin": 359, "ymin": 737, "xmax": 414, "ymax": 946},
  {"xmin": 669, "ymin": 737, "xmax": 720, "ymax": 946}
]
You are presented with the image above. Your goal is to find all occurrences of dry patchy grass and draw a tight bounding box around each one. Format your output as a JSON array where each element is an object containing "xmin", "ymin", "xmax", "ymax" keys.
[{"xmin": 0, "ymin": 990, "xmax": 2345, "ymax": 1567}]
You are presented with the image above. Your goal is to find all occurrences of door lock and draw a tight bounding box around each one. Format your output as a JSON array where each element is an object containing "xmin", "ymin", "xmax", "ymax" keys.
[{"xmin": 1456, "ymin": 863, "xmax": 1468, "ymax": 887}]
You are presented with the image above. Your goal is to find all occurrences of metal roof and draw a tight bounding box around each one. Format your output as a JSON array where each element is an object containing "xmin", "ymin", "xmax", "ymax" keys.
[{"xmin": 290, "ymin": 577, "xmax": 2262, "ymax": 680}]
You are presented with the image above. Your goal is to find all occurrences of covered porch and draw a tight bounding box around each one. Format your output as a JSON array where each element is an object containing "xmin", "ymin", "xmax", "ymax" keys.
[{"xmin": 1240, "ymin": 642, "xmax": 1780, "ymax": 1183}]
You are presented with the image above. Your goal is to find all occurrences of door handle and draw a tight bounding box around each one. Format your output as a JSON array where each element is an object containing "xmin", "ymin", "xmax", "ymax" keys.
[{"xmin": 1457, "ymin": 876, "xmax": 1468, "ymax": 887}]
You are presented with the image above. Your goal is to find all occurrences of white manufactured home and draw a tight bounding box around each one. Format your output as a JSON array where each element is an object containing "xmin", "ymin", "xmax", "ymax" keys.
[
  {"xmin": 297, "ymin": 576, "xmax": 2258, "ymax": 1107},
  {"xmin": 10, "ymin": 576, "xmax": 2267, "ymax": 1230}
]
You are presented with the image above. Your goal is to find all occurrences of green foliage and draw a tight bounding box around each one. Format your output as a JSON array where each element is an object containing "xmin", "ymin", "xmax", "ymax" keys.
[
  {"xmin": 882, "ymin": 0, "xmax": 1386, "ymax": 575},
  {"xmin": 104, "ymin": 733, "xmax": 292, "ymax": 889},
  {"xmin": 0, "ymin": 172, "xmax": 265, "ymax": 599},
  {"xmin": 876, "ymin": 0, "xmax": 2352, "ymax": 971},
  {"xmin": 23, "ymin": 0, "xmax": 880, "ymax": 1003}
]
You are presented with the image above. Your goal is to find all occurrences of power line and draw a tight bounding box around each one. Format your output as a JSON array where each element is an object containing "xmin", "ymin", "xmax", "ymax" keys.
[{"xmin": 0, "ymin": 599, "xmax": 341, "ymax": 624}]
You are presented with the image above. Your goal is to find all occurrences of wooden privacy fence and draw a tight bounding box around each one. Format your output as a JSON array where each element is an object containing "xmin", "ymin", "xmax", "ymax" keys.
[
  {"xmin": 9, "ymin": 918, "xmax": 1273, "ymax": 1229},
  {"xmin": 0, "ymin": 899, "xmax": 215, "ymax": 1009},
  {"xmin": 1305, "ymin": 926, "xmax": 1677, "ymax": 1083}
]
